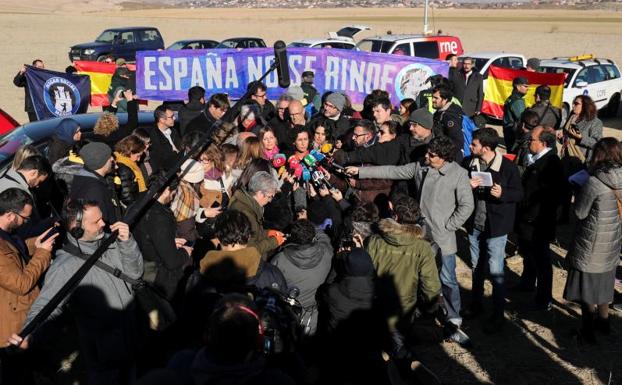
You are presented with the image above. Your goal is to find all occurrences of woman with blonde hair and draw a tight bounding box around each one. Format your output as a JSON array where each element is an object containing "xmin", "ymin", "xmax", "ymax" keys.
[
  {"xmin": 114, "ymin": 135, "xmax": 147, "ymax": 207},
  {"xmin": 259, "ymin": 126, "xmax": 280, "ymax": 160},
  {"xmin": 12, "ymin": 145, "xmax": 41, "ymax": 170},
  {"xmin": 233, "ymin": 136, "xmax": 261, "ymax": 177}
]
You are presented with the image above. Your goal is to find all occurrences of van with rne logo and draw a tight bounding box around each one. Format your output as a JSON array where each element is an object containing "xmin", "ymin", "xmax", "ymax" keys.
[{"xmin": 357, "ymin": 34, "xmax": 463, "ymax": 60}]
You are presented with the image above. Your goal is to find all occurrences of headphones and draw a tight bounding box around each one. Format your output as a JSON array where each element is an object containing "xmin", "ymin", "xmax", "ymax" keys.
[{"xmin": 66, "ymin": 199, "xmax": 85, "ymax": 239}]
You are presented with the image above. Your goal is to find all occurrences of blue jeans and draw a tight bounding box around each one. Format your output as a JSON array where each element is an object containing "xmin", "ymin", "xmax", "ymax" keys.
[
  {"xmin": 440, "ymin": 253, "xmax": 462, "ymax": 327},
  {"xmin": 468, "ymin": 229, "xmax": 507, "ymax": 315}
]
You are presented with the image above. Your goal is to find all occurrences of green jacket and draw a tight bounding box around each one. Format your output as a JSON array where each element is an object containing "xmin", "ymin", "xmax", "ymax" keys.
[
  {"xmin": 229, "ymin": 189, "xmax": 278, "ymax": 259},
  {"xmin": 366, "ymin": 218, "xmax": 441, "ymax": 322},
  {"xmin": 503, "ymin": 90, "xmax": 526, "ymax": 131}
]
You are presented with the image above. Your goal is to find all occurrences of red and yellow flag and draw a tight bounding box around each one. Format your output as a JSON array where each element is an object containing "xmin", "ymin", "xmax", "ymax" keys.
[
  {"xmin": 73, "ymin": 61, "xmax": 136, "ymax": 107},
  {"xmin": 482, "ymin": 66, "xmax": 565, "ymax": 119}
]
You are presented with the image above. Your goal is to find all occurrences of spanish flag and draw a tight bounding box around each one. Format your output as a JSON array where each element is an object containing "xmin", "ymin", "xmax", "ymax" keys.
[
  {"xmin": 73, "ymin": 61, "xmax": 136, "ymax": 107},
  {"xmin": 482, "ymin": 66, "xmax": 565, "ymax": 119}
]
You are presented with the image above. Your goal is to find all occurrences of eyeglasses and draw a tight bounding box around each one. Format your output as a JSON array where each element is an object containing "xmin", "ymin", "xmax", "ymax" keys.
[
  {"xmin": 254, "ymin": 93, "xmax": 267, "ymax": 99},
  {"xmin": 426, "ymin": 151, "xmax": 440, "ymax": 158},
  {"xmin": 13, "ymin": 211, "xmax": 30, "ymax": 223},
  {"xmin": 262, "ymin": 191, "xmax": 276, "ymax": 200},
  {"xmin": 352, "ymin": 133, "xmax": 368, "ymax": 138}
]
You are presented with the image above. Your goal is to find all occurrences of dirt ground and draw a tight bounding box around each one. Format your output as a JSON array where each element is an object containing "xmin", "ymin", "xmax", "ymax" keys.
[{"xmin": 1, "ymin": 4, "xmax": 622, "ymax": 384}]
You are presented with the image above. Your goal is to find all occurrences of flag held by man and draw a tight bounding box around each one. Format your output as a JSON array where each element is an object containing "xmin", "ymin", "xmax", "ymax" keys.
[
  {"xmin": 482, "ymin": 66, "xmax": 565, "ymax": 118},
  {"xmin": 25, "ymin": 66, "xmax": 91, "ymax": 121},
  {"xmin": 74, "ymin": 61, "xmax": 137, "ymax": 107}
]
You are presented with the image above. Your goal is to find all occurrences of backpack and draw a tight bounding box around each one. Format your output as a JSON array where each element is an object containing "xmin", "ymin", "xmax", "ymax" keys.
[{"xmin": 461, "ymin": 115, "xmax": 477, "ymax": 157}]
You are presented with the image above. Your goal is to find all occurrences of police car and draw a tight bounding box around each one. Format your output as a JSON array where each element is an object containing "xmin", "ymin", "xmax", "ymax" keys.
[
  {"xmin": 540, "ymin": 55, "xmax": 622, "ymax": 121},
  {"xmin": 288, "ymin": 25, "xmax": 370, "ymax": 50}
]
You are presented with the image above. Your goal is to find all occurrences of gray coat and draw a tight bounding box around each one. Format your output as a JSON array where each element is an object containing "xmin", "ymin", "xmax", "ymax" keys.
[
  {"xmin": 25, "ymin": 233, "xmax": 144, "ymax": 325},
  {"xmin": 566, "ymin": 167, "xmax": 622, "ymax": 273},
  {"xmin": 359, "ymin": 161, "xmax": 474, "ymax": 256},
  {"xmin": 0, "ymin": 168, "xmax": 31, "ymax": 197},
  {"xmin": 571, "ymin": 117, "xmax": 603, "ymax": 159}
]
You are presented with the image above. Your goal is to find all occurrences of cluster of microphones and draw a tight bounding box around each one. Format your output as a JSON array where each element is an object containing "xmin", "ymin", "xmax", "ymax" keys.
[{"xmin": 271, "ymin": 143, "xmax": 346, "ymax": 191}]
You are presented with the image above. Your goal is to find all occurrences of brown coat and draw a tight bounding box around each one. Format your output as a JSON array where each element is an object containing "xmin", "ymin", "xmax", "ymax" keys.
[{"xmin": 0, "ymin": 237, "xmax": 51, "ymax": 345}]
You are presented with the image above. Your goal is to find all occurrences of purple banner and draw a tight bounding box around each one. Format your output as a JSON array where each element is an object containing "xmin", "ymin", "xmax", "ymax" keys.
[{"xmin": 136, "ymin": 48, "xmax": 448, "ymax": 105}]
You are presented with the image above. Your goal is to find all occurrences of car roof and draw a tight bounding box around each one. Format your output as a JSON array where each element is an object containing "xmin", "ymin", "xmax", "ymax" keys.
[
  {"xmin": 461, "ymin": 52, "xmax": 525, "ymax": 59},
  {"xmin": 103, "ymin": 27, "xmax": 158, "ymax": 32},
  {"xmin": 361, "ymin": 34, "xmax": 456, "ymax": 42},
  {"xmin": 171, "ymin": 39, "xmax": 218, "ymax": 44},
  {"xmin": 291, "ymin": 38, "xmax": 355, "ymax": 45},
  {"xmin": 540, "ymin": 58, "xmax": 616, "ymax": 68},
  {"xmin": 221, "ymin": 37, "xmax": 264, "ymax": 42}
]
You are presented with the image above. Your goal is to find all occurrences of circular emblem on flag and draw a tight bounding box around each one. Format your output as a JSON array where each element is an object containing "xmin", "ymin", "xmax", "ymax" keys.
[
  {"xmin": 395, "ymin": 63, "xmax": 436, "ymax": 101},
  {"xmin": 43, "ymin": 77, "xmax": 81, "ymax": 117}
]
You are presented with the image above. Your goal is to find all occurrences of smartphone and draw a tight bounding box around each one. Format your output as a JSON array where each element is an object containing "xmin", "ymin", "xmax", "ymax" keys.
[{"xmin": 41, "ymin": 226, "xmax": 59, "ymax": 242}]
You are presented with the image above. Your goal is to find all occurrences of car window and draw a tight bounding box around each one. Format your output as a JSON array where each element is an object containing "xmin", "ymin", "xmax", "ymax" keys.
[
  {"xmin": 218, "ymin": 40, "xmax": 237, "ymax": 48},
  {"xmin": 120, "ymin": 31, "xmax": 135, "ymax": 44},
  {"xmin": 95, "ymin": 30, "xmax": 119, "ymax": 43},
  {"xmin": 576, "ymin": 66, "xmax": 606, "ymax": 85},
  {"xmin": 392, "ymin": 43, "xmax": 411, "ymax": 56},
  {"xmin": 248, "ymin": 40, "xmax": 259, "ymax": 48},
  {"xmin": 202, "ymin": 41, "xmax": 218, "ymax": 49},
  {"xmin": 413, "ymin": 41, "xmax": 438, "ymax": 59},
  {"xmin": 541, "ymin": 66, "xmax": 576, "ymax": 87},
  {"xmin": 508, "ymin": 57, "xmax": 524, "ymax": 69},
  {"xmin": 602, "ymin": 64, "xmax": 621, "ymax": 80},
  {"xmin": 139, "ymin": 30, "xmax": 160, "ymax": 42},
  {"xmin": 186, "ymin": 42, "xmax": 202, "ymax": 49},
  {"xmin": 357, "ymin": 40, "xmax": 393, "ymax": 53},
  {"xmin": 288, "ymin": 42, "xmax": 311, "ymax": 48}
]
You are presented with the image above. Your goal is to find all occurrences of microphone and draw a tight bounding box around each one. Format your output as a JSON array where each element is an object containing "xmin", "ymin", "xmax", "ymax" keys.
[
  {"xmin": 302, "ymin": 154, "xmax": 317, "ymax": 168},
  {"xmin": 272, "ymin": 153, "xmax": 286, "ymax": 168},
  {"xmin": 320, "ymin": 143, "xmax": 333, "ymax": 155},
  {"xmin": 273, "ymin": 40, "xmax": 290, "ymax": 88}
]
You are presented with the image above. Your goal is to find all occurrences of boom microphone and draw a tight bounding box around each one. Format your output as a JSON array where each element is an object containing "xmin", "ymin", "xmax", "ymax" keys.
[{"xmin": 273, "ymin": 40, "xmax": 291, "ymax": 88}]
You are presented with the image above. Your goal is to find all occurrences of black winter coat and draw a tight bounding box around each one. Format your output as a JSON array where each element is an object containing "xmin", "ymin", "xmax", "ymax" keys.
[
  {"xmin": 309, "ymin": 113, "xmax": 351, "ymax": 143},
  {"xmin": 133, "ymin": 201, "xmax": 190, "ymax": 300},
  {"xmin": 433, "ymin": 103, "xmax": 465, "ymax": 162},
  {"xmin": 515, "ymin": 150, "xmax": 564, "ymax": 241},
  {"xmin": 149, "ymin": 126, "xmax": 181, "ymax": 173},
  {"xmin": 322, "ymin": 275, "xmax": 374, "ymax": 332},
  {"xmin": 70, "ymin": 170, "xmax": 122, "ymax": 223},
  {"xmin": 186, "ymin": 109, "xmax": 218, "ymax": 137},
  {"xmin": 178, "ymin": 100, "xmax": 206, "ymax": 136},
  {"xmin": 116, "ymin": 163, "xmax": 139, "ymax": 207},
  {"xmin": 463, "ymin": 152, "xmax": 524, "ymax": 237}
]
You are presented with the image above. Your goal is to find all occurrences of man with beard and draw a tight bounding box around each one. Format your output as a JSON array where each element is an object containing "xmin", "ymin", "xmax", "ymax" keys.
[
  {"xmin": 346, "ymin": 136, "xmax": 474, "ymax": 346},
  {"xmin": 13, "ymin": 200, "xmax": 143, "ymax": 385}
]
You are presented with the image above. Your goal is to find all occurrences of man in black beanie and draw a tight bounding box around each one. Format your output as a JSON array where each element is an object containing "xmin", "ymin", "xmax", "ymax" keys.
[{"xmin": 70, "ymin": 142, "xmax": 122, "ymax": 222}]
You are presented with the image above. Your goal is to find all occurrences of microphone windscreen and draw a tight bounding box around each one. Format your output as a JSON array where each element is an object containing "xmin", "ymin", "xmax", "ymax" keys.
[{"xmin": 273, "ymin": 40, "xmax": 290, "ymax": 88}]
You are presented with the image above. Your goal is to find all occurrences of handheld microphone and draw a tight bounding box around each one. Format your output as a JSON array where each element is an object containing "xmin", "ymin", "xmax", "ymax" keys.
[
  {"xmin": 272, "ymin": 153, "xmax": 286, "ymax": 168},
  {"xmin": 273, "ymin": 40, "xmax": 290, "ymax": 88},
  {"xmin": 301, "ymin": 165, "xmax": 311, "ymax": 181},
  {"xmin": 303, "ymin": 154, "xmax": 317, "ymax": 168},
  {"xmin": 320, "ymin": 143, "xmax": 334, "ymax": 155}
]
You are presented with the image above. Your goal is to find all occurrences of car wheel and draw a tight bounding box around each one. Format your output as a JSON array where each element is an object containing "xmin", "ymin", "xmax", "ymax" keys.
[{"xmin": 606, "ymin": 93, "xmax": 620, "ymax": 117}]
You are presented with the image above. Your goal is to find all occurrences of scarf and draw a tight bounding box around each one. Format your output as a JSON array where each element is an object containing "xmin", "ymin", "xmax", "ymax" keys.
[
  {"xmin": 113, "ymin": 152, "xmax": 147, "ymax": 192},
  {"xmin": 263, "ymin": 146, "xmax": 280, "ymax": 160}
]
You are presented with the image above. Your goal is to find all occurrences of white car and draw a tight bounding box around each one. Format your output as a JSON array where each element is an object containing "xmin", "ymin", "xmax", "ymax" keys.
[
  {"xmin": 288, "ymin": 25, "xmax": 370, "ymax": 50},
  {"xmin": 540, "ymin": 55, "xmax": 622, "ymax": 121},
  {"xmin": 460, "ymin": 52, "xmax": 526, "ymax": 78}
]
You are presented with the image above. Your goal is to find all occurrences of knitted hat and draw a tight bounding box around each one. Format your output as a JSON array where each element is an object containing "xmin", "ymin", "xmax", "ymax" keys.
[
  {"xmin": 344, "ymin": 248, "xmax": 375, "ymax": 277},
  {"xmin": 286, "ymin": 85, "xmax": 305, "ymax": 102},
  {"xmin": 79, "ymin": 142, "xmax": 111, "ymax": 170},
  {"xmin": 326, "ymin": 92, "xmax": 346, "ymax": 111},
  {"xmin": 180, "ymin": 159, "xmax": 204, "ymax": 183},
  {"xmin": 409, "ymin": 108, "xmax": 434, "ymax": 129}
]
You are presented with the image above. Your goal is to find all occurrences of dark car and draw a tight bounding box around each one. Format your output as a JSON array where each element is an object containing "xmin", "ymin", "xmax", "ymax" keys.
[
  {"xmin": 216, "ymin": 37, "xmax": 267, "ymax": 49},
  {"xmin": 0, "ymin": 111, "xmax": 156, "ymax": 170},
  {"xmin": 68, "ymin": 27, "xmax": 165, "ymax": 63},
  {"xmin": 167, "ymin": 39, "xmax": 219, "ymax": 50}
]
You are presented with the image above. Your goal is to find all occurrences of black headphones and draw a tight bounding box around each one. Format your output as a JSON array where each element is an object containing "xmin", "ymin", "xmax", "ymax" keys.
[{"xmin": 67, "ymin": 199, "xmax": 85, "ymax": 239}]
